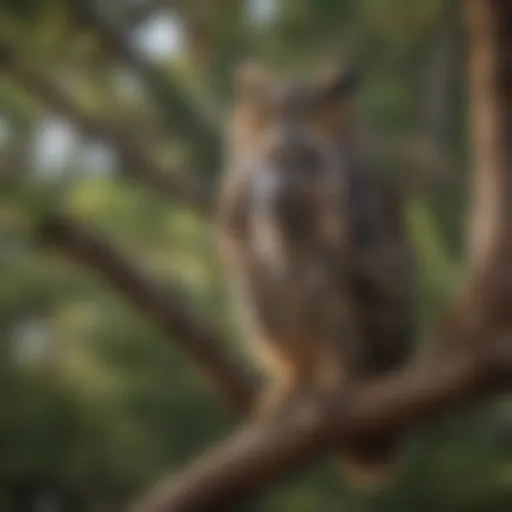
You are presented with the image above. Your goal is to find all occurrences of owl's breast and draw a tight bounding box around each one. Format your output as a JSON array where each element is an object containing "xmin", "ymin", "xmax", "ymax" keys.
[
  {"xmin": 249, "ymin": 163, "xmax": 330, "ymax": 267},
  {"xmin": 245, "ymin": 254, "xmax": 340, "ymax": 345}
]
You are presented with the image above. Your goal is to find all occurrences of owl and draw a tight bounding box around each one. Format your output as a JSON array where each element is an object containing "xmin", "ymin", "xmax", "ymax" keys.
[{"xmin": 216, "ymin": 60, "xmax": 415, "ymax": 486}]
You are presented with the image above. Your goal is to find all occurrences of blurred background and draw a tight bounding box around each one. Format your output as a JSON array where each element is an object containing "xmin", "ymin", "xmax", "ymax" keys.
[{"xmin": 0, "ymin": 0, "xmax": 511, "ymax": 510}]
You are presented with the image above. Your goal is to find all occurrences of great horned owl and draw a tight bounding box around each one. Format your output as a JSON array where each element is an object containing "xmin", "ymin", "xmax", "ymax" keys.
[{"xmin": 216, "ymin": 60, "xmax": 414, "ymax": 486}]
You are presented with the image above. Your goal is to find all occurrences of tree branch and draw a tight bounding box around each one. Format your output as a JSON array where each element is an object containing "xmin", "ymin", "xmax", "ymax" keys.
[
  {"xmin": 131, "ymin": 339, "xmax": 512, "ymax": 512},
  {"xmin": 73, "ymin": 1, "xmax": 221, "ymax": 172},
  {"xmin": 1, "ymin": 48, "xmax": 212, "ymax": 212},
  {"xmin": 465, "ymin": 0, "xmax": 512, "ymax": 272},
  {"xmin": 39, "ymin": 213, "xmax": 258, "ymax": 411}
]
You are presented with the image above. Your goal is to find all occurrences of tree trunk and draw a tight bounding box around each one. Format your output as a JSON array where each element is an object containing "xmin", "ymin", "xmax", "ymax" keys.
[{"xmin": 465, "ymin": 0, "xmax": 512, "ymax": 272}]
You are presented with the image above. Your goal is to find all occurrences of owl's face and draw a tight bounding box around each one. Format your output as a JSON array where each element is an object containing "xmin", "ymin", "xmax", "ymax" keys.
[
  {"xmin": 232, "ymin": 60, "xmax": 360, "ymax": 175},
  {"xmin": 260, "ymin": 83, "xmax": 327, "ymax": 180}
]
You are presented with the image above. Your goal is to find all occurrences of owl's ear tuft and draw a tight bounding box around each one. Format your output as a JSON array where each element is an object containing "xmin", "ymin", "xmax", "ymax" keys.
[
  {"xmin": 228, "ymin": 60, "xmax": 274, "ymax": 153},
  {"xmin": 313, "ymin": 62, "xmax": 361, "ymax": 141}
]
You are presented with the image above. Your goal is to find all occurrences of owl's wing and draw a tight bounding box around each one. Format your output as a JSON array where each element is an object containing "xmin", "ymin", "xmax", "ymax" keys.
[
  {"xmin": 215, "ymin": 157, "xmax": 258, "ymax": 291},
  {"xmin": 346, "ymin": 166, "xmax": 415, "ymax": 374}
]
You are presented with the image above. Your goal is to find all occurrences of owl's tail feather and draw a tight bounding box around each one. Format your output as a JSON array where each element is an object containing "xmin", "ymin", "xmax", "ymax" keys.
[{"xmin": 337, "ymin": 434, "xmax": 403, "ymax": 490}]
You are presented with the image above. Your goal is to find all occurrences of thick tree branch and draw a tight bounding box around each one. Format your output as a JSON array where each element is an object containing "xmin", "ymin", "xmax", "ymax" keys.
[
  {"xmin": 39, "ymin": 213, "xmax": 258, "ymax": 411},
  {"xmin": 440, "ymin": 0, "xmax": 512, "ymax": 337},
  {"xmin": 0, "ymin": 48, "xmax": 212, "ymax": 212},
  {"xmin": 465, "ymin": 0, "xmax": 512, "ymax": 272},
  {"xmin": 132, "ymin": 340, "xmax": 512, "ymax": 512}
]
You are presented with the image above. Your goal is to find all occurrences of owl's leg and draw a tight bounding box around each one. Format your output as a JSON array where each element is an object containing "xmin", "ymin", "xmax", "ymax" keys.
[
  {"xmin": 312, "ymin": 316, "xmax": 359, "ymax": 395},
  {"xmin": 253, "ymin": 340, "xmax": 316, "ymax": 420}
]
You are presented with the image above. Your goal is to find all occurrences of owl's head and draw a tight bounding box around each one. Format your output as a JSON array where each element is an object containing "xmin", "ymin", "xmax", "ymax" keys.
[{"xmin": 229, "ymin": 59, "xmax": 361, "ymax": 169}]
